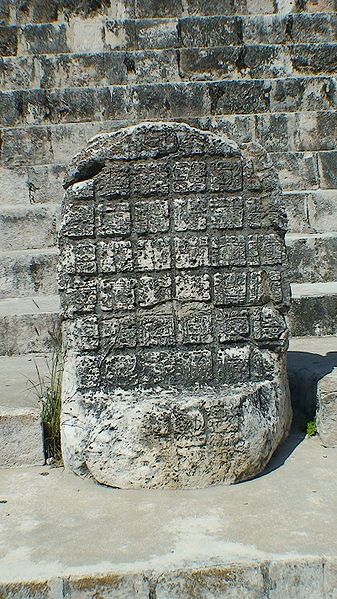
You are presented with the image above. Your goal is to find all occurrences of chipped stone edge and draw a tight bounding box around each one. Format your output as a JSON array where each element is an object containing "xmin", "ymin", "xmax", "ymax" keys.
[
  {"xmin": 63, "ymin": 120, "xmax": 241, "ymax": 188},
  {"xmin": 1, "ymin": 556, "xmax": 337, "ymax": 597}
]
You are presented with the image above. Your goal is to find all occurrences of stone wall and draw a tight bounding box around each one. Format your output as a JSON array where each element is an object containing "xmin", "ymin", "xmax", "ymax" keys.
[
  {"xmin": 0, "ymin": 0, "xmax": 336, "ymax": 352},
  {"xmin": 0, "ymin": 0, "xmax": 336, "ymax": 478}
]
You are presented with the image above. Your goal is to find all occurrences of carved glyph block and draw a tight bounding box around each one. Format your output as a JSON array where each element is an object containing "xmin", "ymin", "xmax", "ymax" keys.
[{"xmin": 58, "ymin": 122, "xmax": 292, "ymax": 488}]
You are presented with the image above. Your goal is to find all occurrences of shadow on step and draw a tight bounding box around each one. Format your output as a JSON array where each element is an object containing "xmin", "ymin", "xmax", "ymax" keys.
[
  {"xmin": 250, "ymin": 348, "xmax": 337, "ymax": 481},
  {"xmin": 255, "ymin": 428, "xmax": 306, "ymax": 480},
  {"xmin": 287, "ymin": 349, "xmax": 337, "ymax": 422}
]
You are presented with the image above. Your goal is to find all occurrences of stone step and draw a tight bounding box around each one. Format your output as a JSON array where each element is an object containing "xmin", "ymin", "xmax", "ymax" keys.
[
  {"xmin": 0, "ymin": 435, "xmax": 337, "ymax": 594},
  {"xmin": 284, "ymin": 189, "xmax": 337, "ymax": 234},
  {"xmin": 0, "ymin": 147, "xmax": 334, "ymax": 201},
  {"xmin": 0, "ymin": 353, "xmax": 47, "ymax": 467},
  {"xmin": 0, "ymin": 284, "xmax": 335, "ymax": 356},
  {"xmin": 1, "ymin": 13, "xmax": 336, "ymax": 58},
  {"xmin": 288, "ymin": 281, "xmax": 337, "ymax": 336},
  {"xmin": 0, "ymin": 204, "xmax": 59, "ymax": 251},
  {"xmin": 0, "ymin": 231, "xmax": 335, "ymax": 302},
  {"xmin": 287, "ymin": 232, "xmax": 337, "ymax": 283},
  {"xmin": 0, "ymin": 164, "xmax": 66, "ymax": 205},
  {"xmin": 2, "ymin": 0, "xmax": 336, "ymax": 25},
  {"xmin": 1, "ymin": 76, "xmax": 336, "ymax": 128},
  {"xmin": 1, "ymin": 42, "xmax": 336, "ymax": 92},
  {"xmin": 1, "ymin": 112, "xmax": 336, "ymax": 171},
  {"xmin": 0, "ymin": 336, "xmax": 334, "ymax": 469},
  {"xmin": 3, "ymin": 0, "xmax": 335, "ymax": 25},
  {"xmin": 0, "ymin": 295, "xmax": 60, "ymax": 356},
  {"xmin": 0, "ymin": 248, "xmax": 58, "ymax": 299}
]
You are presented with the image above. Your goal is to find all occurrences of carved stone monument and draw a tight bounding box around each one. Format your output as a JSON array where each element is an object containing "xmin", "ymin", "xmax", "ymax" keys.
[{"xmin": 58, "ymin": 122, "xmax": 292, "ymax": 489}]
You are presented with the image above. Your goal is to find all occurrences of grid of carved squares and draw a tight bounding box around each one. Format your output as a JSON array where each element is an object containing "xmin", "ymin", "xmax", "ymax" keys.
[
  {"xmin": 63, "ymin": 303, "xmax": 287, "ymax": 390},
  {"xmin": 60, "ymin": 155, "xmax": 287, "ymax": 390},
  {"xmin": 70, "ymin": 342, "xmax": 282, "ymax": 390}
]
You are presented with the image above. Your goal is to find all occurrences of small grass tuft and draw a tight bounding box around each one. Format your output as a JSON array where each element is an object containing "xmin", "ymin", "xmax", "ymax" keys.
[
  {"xmin": 27, "ymin": 326, "xmax": 64, "ymax": 464},
  {"xmin": 306, "ymin": 419, "xmax": 317, "ymax": 438}
]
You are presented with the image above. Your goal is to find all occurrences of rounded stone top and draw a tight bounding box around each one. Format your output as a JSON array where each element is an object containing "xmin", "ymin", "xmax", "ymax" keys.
[{"xmin": 64, "ymin": 121, "xmax": 242, "ymax": 189}]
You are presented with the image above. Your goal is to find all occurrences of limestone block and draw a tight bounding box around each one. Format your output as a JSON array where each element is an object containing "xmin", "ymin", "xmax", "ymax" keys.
[
  {"xmin": 0, "ymin": 1, "xmax": 11, "ymax": 24},
  {"xmin": 198, "ymin": 115, "xmax": 255, "ymax": 145},
  {"xmin": 135, "ymin": 0, "xmax": 184, "ymax": 17},
  {"xmin": 155, "ymin": 564, "xmax": 265, "ymax": 598},
  {"xmin": 208, "ymin": 80, "xmax": 271, "ymax": 115},
  {"xmin": 290, "ymin": 14, "xmax": 337, "ymax": 43},
  {"xmin": 255, "ymin": 113, "xmax": 294, "ymax": 153},
  {"xmin": 270, "ymin": 152, "xmax": 319, "ymax": 192},
  {"xmin": 318, "ymin": 151, "xmax": 337, "ymax": 190},
  {"xmin": 179, "ymin": 46, "xmax": 239, "ymax": 81},
  {"xmin": 69, "ymin": 17, "xmax": 105, "ymax": 53},
  {"xmin": 0, "ymin": 24, "xmax": 17, "ymax": 56},
  {"xmin": 271, "ymin": 77, "xmax": 335, "ymax": 113},
  {"xmin": 268, "ymin": 559, "xmax": 324, "ymax": 599},
  {"xmin": 104, "ymin": 19, "xmax": 135, "ymax": 51},
  {"xmin": 0, "ymin": 409, "xmax": 44, "ymax": 467},
  {"xmin": 246, "ymin": 0, "xmax": 275, "ymax": 13},
  {"xmin": 0, "ymin": 125, "xmax": 54, "ymax": 167},
  {"xmin": 0, "ymin": 55, "xmax": 36, "ymax": 91},
  {"xmin": 242, "ymin": 15, "xmax": 289, "ymax": 45},
  {"xmin": 317, "ymin": 368, "xmax": 337, "ymax": 447},
  {"xmin": 64, "ymin": 574, "xmax": 149, "ymax": 599},
  {"xmin": 324, "ymin": 558, "xmax": 337, "ymax": 599},
  {"xmin": 241, "ymin": 44, "xmax": 291, "ymax": 79},
  {"xmin": 15, "ymin": 0, "xmax": 59, "ymax": 23},
  {"xmin": 27, "ymin": 164, "xmax": 66, "ymax": 204},
  {"xmin": 288, "ymin": 292, "xmax": 337, "ymax": 337},
  {"xmin": 286, "ymin": 234, "xmax": 337, "ymax": 284},
  {"xmin": 0, "ymin": 166, "xmax": 29, "ymax": 205},
  {"xmin": 59, "ymin": 122, "xmax": 292, "ymax": 489},
  {"xmin": 135, "ymin": 18, "xmax": 179, "ymax": 49},
  {"xmin": 295, "ymin": 112, "xmax": 337, "ymax": 152},
  {"xmin": 0, "ymin": 250, "xmax": 58, "ymax": 299},
  {"xmin": 18, "ymin": 23, "xmax": 69, "ymax": 55},
  {"xmin": 179, "ymin": 16, "xmax": 240, "ymax": 47},
  {"xmin": 291, "ymin": 43, "xmax": 337, "ymax": 76},
  {"xmin": 186, "ymin": 0, "xmax": 246, "ymax": 15},
  {"xmin": 0, "ymin": 205, "xmax": 57, "ymax": 251},
  {"xmin": 307, "ymin": 190, "xmax": 337, "ymax": 233},
  {"xmin": 0, "ymin": 311, "xmax": 59, "ymax": 356}
]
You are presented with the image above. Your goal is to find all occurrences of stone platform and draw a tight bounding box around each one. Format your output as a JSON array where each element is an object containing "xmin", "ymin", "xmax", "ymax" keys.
[{"xmin": 1, "ymin": 431, "xmax": 337, "ymax": 597}]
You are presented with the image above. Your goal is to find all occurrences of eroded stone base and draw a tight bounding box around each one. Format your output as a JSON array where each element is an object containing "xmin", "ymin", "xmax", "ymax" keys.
[{"xmin": 61, "ymin": 380, "xmax": 292, "ymax": 489}]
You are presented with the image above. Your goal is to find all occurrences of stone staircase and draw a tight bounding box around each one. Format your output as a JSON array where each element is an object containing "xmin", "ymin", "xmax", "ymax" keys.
[{"xmin": 0, "ymin": 0, "xmax": 336, "ymax": 466}]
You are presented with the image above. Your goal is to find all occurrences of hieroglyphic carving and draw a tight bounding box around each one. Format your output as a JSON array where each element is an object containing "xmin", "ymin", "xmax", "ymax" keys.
[{"xmin": 58, "ymin": 122, "xmax": 292, "ymax": 488}]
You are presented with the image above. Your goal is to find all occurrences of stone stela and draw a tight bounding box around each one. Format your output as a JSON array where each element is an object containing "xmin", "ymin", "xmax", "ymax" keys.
[{"xmin": 58, "ymin": 122, "xmax": 292, "ymax": 489}]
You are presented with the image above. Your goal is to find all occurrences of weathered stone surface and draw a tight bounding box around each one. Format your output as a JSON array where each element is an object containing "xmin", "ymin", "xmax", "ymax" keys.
[
  {"xmin": 0, "ymin": 408, "xmax": 44, "ymax": 467},
  {"xmin": 155, "ymin": 564, "xmax": 266, "ymax": 598},
  {"xmin": 0, "ymin": 24, "xmax": 17, "ymax": 56},
  {"xmin": 0, "ymin": 205, "xmax": 58, "ymax": 251},
  {"xmin": 0, "ymin": 295, "xmax": 60, "ymax": 356},
  {"xmin": 317, "ymin": 368, "xmax": 337, "ymax": 448},
  {"xmin": 318, "ymin": 151, "xmax": 337, "ymax": 189},
  {"xmin": 18, "ymin": 23, "xmax": 69, "ymax": 55},
  {"xmin": 64, "ymin": 574, "xmax": 149, "ymax": 598},
  {"xmin": 288, "ymin": 283, "xmax": 337, "ymax": 337},
  {"xmin": 268, "ymin": 559, "xmax": 324, "ymax": 599},
  {"xmin": 58, "ymin": 122, "xmax": 291, "ymax": 489},
  {"xmin": 0, "ymin": 249, "xmax": 58, "ymax": 299},
  {"xmin": 286, "ymin": 233, "xmax": 337, "ymax": 283}
]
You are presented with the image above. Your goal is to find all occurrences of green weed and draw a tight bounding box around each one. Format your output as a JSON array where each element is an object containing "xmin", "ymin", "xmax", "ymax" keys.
[
  {"xmin": 27, "ymin": 327, "xmax": 64, "ymax": 463},
  {"xmin": 306, "ymin": 419, "xmax": 317, "ymax": 438}
]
